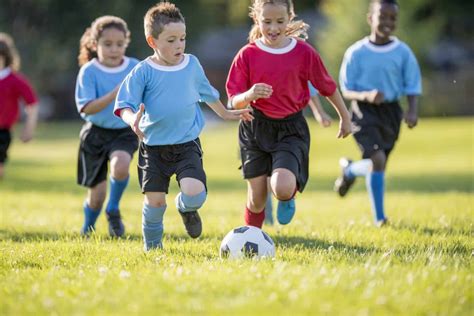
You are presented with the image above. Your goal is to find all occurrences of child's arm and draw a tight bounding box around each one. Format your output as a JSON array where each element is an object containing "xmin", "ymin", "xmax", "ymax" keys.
[
  {"xmin": 81, "ymin": 85, "xmax": 120, "ymax": 114},
  {"xmin": 308, "ymin": 96, "xmax": 332, "ymax": 127},
  {"xmin": 207, "ymin": 100, "xmax": 253, "ymax": 121},
  {"xmin": 404, "ymin": 95, "xmax": 418, "ymax": 128},
  {"xmin": 119, "ymin": 105, "xmax": 145, "ymax": 140},
  {"xmin": 325, "ymin": 90, "xmax": 352, "ymax": 138},
  {"xmin": 20, "ymin": 104, "xmax": 38, "ymax": 142},
  {"xmin": 341, "ymin": 89, "xmax": 384, "ymax": 105},
  {"xmin": 230, "ymin": 83, "xmax": 273, "ymax": 109}
]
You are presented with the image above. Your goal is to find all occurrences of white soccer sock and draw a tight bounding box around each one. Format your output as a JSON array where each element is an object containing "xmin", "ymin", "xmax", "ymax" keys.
[{"xmin": 347, "ymin": 159, "xmax": 372, "ymax": 177}]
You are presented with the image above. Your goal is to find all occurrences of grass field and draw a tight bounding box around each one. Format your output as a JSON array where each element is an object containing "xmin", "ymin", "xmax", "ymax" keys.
[{"xmin": 1, "ymin": 117, "xmax": 472, "ymax": 315}]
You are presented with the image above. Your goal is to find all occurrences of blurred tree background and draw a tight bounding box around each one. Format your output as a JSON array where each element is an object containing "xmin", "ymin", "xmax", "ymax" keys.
[{"xmin": 0, "ymin": 0, "xmax": 472, "ymax": 120}]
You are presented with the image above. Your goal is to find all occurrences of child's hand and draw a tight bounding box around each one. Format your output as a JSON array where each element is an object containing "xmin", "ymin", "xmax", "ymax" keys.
[
  {"xmin": 223, "ymin": 108, "xmax": 254, "ymax": 121},
  {"xmin": 315, "ymin": 112, "xmax": 332, "ymax": 127},
  {"xmin": 131, "ymin": 104, "xmax": 145, "ymax": 140},
  {"xmin": 366, "ymin": 90, "xmax": 384, "ymax": 105},
  {"xmin": 20, "ymin": 126, "xmax": 34, "ymax": 143},
  {"xmin": 337, "ymin": 118, "xmax": 352, "ymax": 138},
  {"xmin": 247, "ymin": 83, "xmax": 273, "ymax": 102},
  {"xmin": 404, "ymin": 110, "xmax": 418, "ymax": 128}
]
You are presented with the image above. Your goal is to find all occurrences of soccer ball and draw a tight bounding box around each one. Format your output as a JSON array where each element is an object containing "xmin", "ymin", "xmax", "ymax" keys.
[{"xmin": 220, "ymin": 225, "xmax": 275, "ymax": 259}]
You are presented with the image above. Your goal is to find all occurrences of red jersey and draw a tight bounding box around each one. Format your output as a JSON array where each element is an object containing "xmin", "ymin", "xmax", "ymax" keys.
[
  {"xmin": 226, "ymin": 38, "xmax": 337, "ymax": 119},
  {"xmin": 0, "ymin": 69, "xmax": 38, "ymax": 129}
]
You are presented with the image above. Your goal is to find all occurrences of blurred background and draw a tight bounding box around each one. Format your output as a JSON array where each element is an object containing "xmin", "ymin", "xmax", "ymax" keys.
[{"xmin": 1, "ymin": 0, "xmax": 472, "ymax": 120}]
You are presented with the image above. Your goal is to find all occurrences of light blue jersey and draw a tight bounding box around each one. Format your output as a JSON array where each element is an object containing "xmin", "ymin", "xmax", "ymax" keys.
[
  {"xmin": 114, "ymin": 54, "xmax": 219, "ymax": 146},
  {"xmin": 75, "ymin": 56, "xmax": 139, "ymax": 129},
  {"xmin": 308, "ymin": 82, "xmax": 318, "ymax": 97},
  {"xmin": 340, "ymin": 37, "xmax": 422, "ymax": 102}
]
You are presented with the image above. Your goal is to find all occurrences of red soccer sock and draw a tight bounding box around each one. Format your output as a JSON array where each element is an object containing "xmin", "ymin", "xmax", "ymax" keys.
[{"xmin": 244, "ymin": 207, "xmax": 265, "ymax": 228}]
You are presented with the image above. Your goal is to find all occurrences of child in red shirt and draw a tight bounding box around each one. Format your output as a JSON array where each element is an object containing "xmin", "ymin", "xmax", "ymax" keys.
[
  {"xmin": 0, "ymin": 33, "xmax": 38, "ymax": 179},
  {"xmin": 226, "ymin": 0, "xmax": 351, "ymax": 227}
]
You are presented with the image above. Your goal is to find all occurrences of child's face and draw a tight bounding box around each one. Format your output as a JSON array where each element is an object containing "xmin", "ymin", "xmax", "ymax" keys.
[
  {"xmin": 256, "ymin": 3, "xmax": 290, "ymax": 48},
  {"xmin": 148, "ymin": 22, "xmax": 186, "ymax": 66},
  {"xmin": 368, "ymin": 3, "xmax": 398, "ymax": 40},
  {"xmin": 95, "ymin": 27, "xmax": 128, "ymax": 67}
]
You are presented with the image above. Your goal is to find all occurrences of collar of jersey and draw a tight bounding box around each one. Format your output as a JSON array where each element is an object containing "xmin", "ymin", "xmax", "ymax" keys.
[
  {"xmin": 92, "ymin": 57, "xmax": 130, "ymax": 73},
  {"xmin": 255, "ymin": 37, "xmax": 297, "ymax": 54},
  {"xmin": 0, "ymin": 67, "xmax": 12, "ymax": 80},
  {"xmin": 363, "ymin": 36, "xmax": 400, "ymax": 53},
  {"xmin": 146, "ymin": 54, "xmax": 190, "ymax": 72}
]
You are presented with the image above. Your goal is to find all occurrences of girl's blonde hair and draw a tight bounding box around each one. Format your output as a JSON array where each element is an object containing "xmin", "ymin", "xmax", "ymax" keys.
[
  {"xmin": 0, "ymin": 32, "xmax": 20, "ymax": 71},
  {"xmin": 248, "ymin": 0, "xmax": 309, "ymax": 43},
  {"xmin": 78, "ymin": 15, "xmax": 131, "ymax": 66}
]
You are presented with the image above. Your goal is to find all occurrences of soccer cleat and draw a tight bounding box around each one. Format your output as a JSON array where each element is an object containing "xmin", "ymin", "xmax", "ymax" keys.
[
  {"xmin": 80, "ymin": 224, "xmax": 95, "ymax": 236},
  {"xmin": 179, "ymin": 211, "xmax": 202, "ymax": 238},
  {"xmin": 334, "ymin": 157, "xmax": 356, "ymax": 197},
  {"xmin": 375, "ymin": 218, "xmax": 389, "ymax": 228},
  {"xmin": 106, "ymin": 211, "xmax": 125, "ymax": 237},
  {"xmin": 276, "ymin": 198, "xmax": 296, "ymax": 225}
]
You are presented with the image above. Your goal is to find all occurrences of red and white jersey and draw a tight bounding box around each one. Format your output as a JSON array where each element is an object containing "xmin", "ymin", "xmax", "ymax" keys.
[{"xmin": 226, "ymin": 38, "xmax": 336, "ymax": 119}]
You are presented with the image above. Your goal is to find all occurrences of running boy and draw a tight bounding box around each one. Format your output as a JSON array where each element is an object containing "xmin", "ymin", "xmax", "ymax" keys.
[
  {"xmin": 75, "ymin": 16, "xmax": 139, "ymax": 236},
  {"xmin": 0, "ymin": 33, "xmax": 38, "ymax": 180},
  {"xmin": 334, "ymin": 0, "xmax": 422, "ymax": 226},
  {"xmin": 227, "ymin": 0, "xmax": 352, "ymax": 228},
  {"xmin": 114, "ymin": 2, "xmax": 252, "ymax": 251}
]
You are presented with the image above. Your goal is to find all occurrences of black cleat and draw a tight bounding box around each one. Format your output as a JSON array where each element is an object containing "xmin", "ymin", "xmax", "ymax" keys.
[
  {"xmin": 106, "ymin": 211, "xmax": 125, "ymax": 237},
  {"xmin": 179, "ymin": 211, "xmax": 202, "ymax": 238},
  {"xmin": 334, "ymin": 158, "xmax": 356, "ymax": 197}
]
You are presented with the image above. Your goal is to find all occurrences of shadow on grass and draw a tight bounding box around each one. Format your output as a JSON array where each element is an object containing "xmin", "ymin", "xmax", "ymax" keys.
[{"xmin": 393, "ymin": 220, "xmax": 472, "ymax": 236}]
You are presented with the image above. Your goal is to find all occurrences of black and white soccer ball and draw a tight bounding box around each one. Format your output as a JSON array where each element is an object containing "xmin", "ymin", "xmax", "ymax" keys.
[{"xmin": 220, "ymin": 225, "xmax": 275, "ymax": 259}]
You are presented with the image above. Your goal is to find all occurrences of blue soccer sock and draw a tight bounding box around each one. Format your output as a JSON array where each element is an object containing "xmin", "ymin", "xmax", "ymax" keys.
[
  {"xmin": 175, "ymin": 191, "xmax": 207, "ymax": 213},
  {"xmin": 264, "ymin": 193, "xmax": 274, "ymax": 225},
  {"xmin": 106, "ymin": 176, "xmax": 129, "ymax": 214},
  {"xmin": 142, "ymin": 203, "xmax": 166, "ymax": 251},
  {"xmin": 82, "ymin": 202, "xmax": 101, "ymax": 234},
  {"xmin": 366, "ymin": 171, "xmax": 386, "ymax": 222},
  {"xmin": 345, "ymin": 159, "xmax": 372, "ymax": 178}
]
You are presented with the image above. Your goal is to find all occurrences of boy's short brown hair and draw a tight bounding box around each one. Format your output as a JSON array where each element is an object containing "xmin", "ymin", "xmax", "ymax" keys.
[{"xmin": 144, "ymin": 2, "xmax": 185, "ymax": 39}]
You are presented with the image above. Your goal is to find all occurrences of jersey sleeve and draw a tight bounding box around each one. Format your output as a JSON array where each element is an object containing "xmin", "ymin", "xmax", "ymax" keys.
[
  {"xmin": 339, "ymin": 47, "xmax": 360, "ymax": 93},
  {"xmin": 402, "ymin": 47, "xmax": 422, "ymax": 95},
  {"xmin": 75, "ymin": 67, "xmax": 97, "ymax": 113},
  {"xmin": 194, "ymin": 57, "xmax": 220, "ymax": 103},
  {"xmin": 226, "ymin": 48, "xmax": 250, "ymax": 103},
  {"xmin": 308, "ymin": 81, "xmax": 318, "ymax": 97},
  {"xmin": 114, "ymin": 66, "xmax": 146, "ymax": 117},
  {"xmin": 307, "ymin": 47, "xmax": 337, "ymax": 97},
  {"xmin": 16, "ymin": 74, "xmax": 38, "ymax": 106}
]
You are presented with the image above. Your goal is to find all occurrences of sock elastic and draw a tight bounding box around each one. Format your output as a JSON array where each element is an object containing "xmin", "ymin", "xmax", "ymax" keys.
[
  {"xmin": 244, "ymin": 207, "xmax": 265, "ymax": 228},
  {"xmin": 82, "ymin": 202, "xmax": 101, "ymax": 234},
  {"xmin": 366, "ymin": 171, "xmax": 385, "ymax": 222},
  {"xmin": 142, "ymin": 203, "xmax": 166, "ymax": 251},
  {"xmin": 345, "ymin": 159, "xmax": 372, "ymax": 178},
  {"xmin": 106, "ymin": 176, "xmax": 129, "ymax": 214},
  {"xmin": 175, "ymin": 191, "xmax": 207, "ymax": 213}
]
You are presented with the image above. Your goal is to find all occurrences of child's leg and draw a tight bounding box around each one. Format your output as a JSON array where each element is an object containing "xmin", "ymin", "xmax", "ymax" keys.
[
  {"xmin": 271, "ymin": 168, "xmax": 297, "ymax": 225},
  {"xmin": 176, "ymin": 177, "xmax": 206, "ymax": 238},
  {"xmin": 82, "ymin": 181, "xmax": 107, "ymax": 234},
  {"xmin": 366, "ymin": 150, "xmax": 387, "ymax": 225},
  {"xmin": 143, "ymin": 192, "xmax": 166, "ymax": 251},
  {"xmin": 0, "ymin": 163, "xmax": 4, "ymax": 179},
  {"xmin": 105, "ymin": 151, "xmax": 133, "ymax": 237},
  {"xmin": 264, "ymin": 177, "xmax": 274, "ymax": 225},
  {"xmin": 245, "ymin": 175, "xmax": 268, "ymax": 228}
]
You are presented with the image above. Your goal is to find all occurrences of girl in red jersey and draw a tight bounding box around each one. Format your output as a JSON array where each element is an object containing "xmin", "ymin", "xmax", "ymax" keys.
[
  {"xmin": 226, "ymin": 0, "xmax": 351, "ymax": 227},
  {"xmin": 0, "ymin": 33, "xmax": 38, "ymax": 179}
]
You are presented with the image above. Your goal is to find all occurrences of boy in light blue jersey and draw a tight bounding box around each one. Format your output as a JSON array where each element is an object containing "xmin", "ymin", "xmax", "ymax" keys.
[
  {"xmin": 75, "ymin": 16, "xmax": 140, "ymax": 237},
  {"xmin": 334, "ymin": 0, "xmax": 422, "ymax": 227},
  {"xmin": 114, "ymin": 2, "xmax": 252, "ymax": 251}
]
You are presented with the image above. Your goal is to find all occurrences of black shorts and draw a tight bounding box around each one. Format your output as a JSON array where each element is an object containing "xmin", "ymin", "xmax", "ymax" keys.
[
  {"xmin": 239, "ymin": 108, "xmax": 310, "ymax": 192},
  {"xmin": 351, "ymin": 101, "xmax": 403, "ymax": 159},
  {"xmin": 137, "ymin": 138, "xmax": 207, "ymax": 194},
  {"xmin": 0, "ymin": 129, "xmax": 12, "ymax": 163},
  {"xmin": 77, "ymin": 122, "xmax": 138, "ymax": 188}
]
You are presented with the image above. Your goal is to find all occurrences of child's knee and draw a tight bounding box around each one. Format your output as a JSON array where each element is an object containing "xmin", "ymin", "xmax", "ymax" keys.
[
  {"xmin": 176, "ymin": 191, "xmax": 207, "ymax": 212},
  {"xmin": 370, "ymin": 151, "xmax": 387, "ymax": 170}
]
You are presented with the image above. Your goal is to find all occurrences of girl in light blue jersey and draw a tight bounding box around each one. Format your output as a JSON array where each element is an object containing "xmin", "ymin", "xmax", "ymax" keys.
[
  {"xmin": 75, "ymin": 16, "xmax": 140, "ymax": 237},
  {"xmin": 114, "ymin": 2, "xmax": 252, "ymax": 251},
  {"xmin": 334, "ymin": 0, "xmax": 422, "ymax": 227}
]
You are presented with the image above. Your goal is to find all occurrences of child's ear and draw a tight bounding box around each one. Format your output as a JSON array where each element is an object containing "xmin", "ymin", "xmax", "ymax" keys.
[
  {"xmin": 367, "ymin": 13, "xmax": 373, "ymax": 26},
  {"xmin": 146, "ymin": 36, "xmax": 157, "ymax": 49}
]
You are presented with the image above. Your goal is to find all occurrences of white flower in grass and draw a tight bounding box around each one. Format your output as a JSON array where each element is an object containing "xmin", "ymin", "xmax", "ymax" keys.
[
  {"xmin": 98, "ymin": 266, "xmax": 108, "ymax": 275},
  {"xmin": 119, "ymin": 270, "xmax": 131, "ymax": 279}
]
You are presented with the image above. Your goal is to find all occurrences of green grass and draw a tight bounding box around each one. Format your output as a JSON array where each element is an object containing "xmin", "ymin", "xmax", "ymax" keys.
[{"xmin": 1, "ymin": 117, "xmax": 473, "ymax": 315}]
